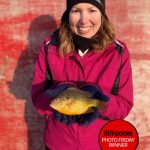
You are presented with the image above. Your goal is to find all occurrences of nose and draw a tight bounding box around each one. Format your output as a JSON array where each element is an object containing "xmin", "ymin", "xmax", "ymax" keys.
[{"xmin": 79, "ymin": 12, "xmax": 89, "ymax": 25}]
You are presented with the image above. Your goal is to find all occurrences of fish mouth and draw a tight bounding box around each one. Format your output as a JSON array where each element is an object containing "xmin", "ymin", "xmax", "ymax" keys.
[{"xmin": 49, "ymin": 102, "xmax": 55, "ymax": 109}]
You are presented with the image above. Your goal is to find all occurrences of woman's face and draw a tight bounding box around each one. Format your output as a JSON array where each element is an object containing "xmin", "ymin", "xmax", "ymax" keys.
[{"xmin": 69, "ymin": 3, "xmax": 102, "ymax": 38}]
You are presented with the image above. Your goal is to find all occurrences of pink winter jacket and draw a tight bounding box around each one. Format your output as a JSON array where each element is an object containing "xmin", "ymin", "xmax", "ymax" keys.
[{"xmin": 31, "ymin": 36, "xmax": 133, "ymax": 150}]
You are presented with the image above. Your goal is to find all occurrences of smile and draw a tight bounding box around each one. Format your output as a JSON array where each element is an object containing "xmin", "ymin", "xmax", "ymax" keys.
[{"xmin": 78, "ymin": 27, "xmax": 91, "ymax": 33}]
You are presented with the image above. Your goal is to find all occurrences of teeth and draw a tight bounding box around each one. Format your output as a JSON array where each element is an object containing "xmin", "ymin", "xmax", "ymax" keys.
[{"xmin": 79, "ymin": 27, "xmax": 90, "ymax": 31}]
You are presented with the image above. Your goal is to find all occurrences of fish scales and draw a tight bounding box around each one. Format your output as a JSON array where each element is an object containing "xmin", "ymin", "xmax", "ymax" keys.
[{"xmin": 50, "ymin": 87, "xmax": 106, "ymax": 115}]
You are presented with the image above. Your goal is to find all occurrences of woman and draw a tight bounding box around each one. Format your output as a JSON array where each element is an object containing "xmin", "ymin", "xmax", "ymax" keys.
[{"xmin": 32, "ymin": 0, "xmax": 133, "ymax": 149}]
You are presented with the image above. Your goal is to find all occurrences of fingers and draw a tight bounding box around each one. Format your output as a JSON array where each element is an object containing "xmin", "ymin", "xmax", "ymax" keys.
[
  {"xmin": 53, "ymin": 110, "xmax": 62, "ymax": 121},
  {"xmin": 101, "ymin": 94, "xmax": 110, "ymax": 102},
  {"xmin": 45, "ymin": 84, "xmax": 71, "ymax": 98},
  {"xmin": 79, "ymin": 84, "xmax": 110, "ymax": 102},
  {"xmin": 53, "ymin": 111, "xmax": 77, "ymax": 125},
  {"xmin": 67, "ymin": 115, "xmax": 77, "ymax": 126},
  {"xmin": 60, "ymin": 114, "xmax": 68, "ymax": 123},
  {"xmin": 77, "ymin": 114, "xmax": 89, "ymax": 126},
  {"xmin": 94, "ymin": 92, "xmax": 110, "ymax": 102},
  {"xmin": 53, "ymin": 107, "xmax": 100, "ymax": 126},
  {"xmin": 77, "ymin": 107, "xmax": 99, "ymax": 126}
]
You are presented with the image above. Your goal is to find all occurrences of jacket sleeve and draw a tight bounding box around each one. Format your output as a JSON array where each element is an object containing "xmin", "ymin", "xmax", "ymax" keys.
[
  {"xmin": 31, "ymin": 38, "xmax": 53, "ymax": 116},
  {"xmin": 100, "ymin": 45, "xmax": 133, "ymax": 120}
]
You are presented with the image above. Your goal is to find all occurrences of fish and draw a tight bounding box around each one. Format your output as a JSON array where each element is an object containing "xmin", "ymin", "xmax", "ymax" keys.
[{"xmin": 50, "ymin": 87, "xmax": 107, "ymax": 115}]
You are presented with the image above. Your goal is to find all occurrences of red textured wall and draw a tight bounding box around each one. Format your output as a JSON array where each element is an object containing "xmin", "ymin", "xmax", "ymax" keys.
[{"xmin": 0, "ymin": 1, "xmax": 150, "ymax": 150}]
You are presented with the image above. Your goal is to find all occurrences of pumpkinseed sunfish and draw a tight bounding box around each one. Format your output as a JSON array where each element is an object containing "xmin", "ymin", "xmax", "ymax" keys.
[{"xmin": 50, "ymin": 87, "xmax": 107, "ymax": 115}]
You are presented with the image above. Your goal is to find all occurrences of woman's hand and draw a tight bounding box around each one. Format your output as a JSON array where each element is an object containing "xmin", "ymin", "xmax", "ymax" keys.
[
  {"xmin": 79, "ymin": 83, "xmax": 109, "ymax": 102},
  {"xmin": 77, "ymin": 107, "xmax": 99, "ymax": 126},
  {"xmin": 45, "ymin": 82, "xmax": 76, "ymax": 99},
  {"xmin": 53, "ymin": 110, "xmax": 77, "ymax": 126},
  {"xmin": 76, "ymin": 83, "xmax": 110, "ymax": 125}
]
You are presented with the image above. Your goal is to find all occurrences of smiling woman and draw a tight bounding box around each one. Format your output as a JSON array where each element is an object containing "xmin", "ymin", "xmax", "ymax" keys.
[
  {"xmin": 31, "ymin": 0, "xmax": 133, "ymax": 150},
  {"xmin": 59, "ymin": 0, "xmax": 115, "ymax": 56},
  {"xmin": 69, "ymin": 3, "xmax": 102, "ymax": 38}
]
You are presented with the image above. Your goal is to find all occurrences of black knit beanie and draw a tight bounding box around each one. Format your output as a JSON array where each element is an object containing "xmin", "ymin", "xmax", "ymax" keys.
[{"xmin": 61, "ymin": 0, "xmax": 108, "ymax": 22}]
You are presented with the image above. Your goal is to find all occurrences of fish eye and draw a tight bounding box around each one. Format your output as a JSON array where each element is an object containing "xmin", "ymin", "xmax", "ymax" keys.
[{"xmin": 66, "ymin": 96, "xmax": 69, "ymax": 100}]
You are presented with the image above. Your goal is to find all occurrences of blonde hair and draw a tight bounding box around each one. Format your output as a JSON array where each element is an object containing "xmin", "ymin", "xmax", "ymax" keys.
[{"xmin": 59, "ymin": 15, "xmax": 115, "ymax": 57}]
